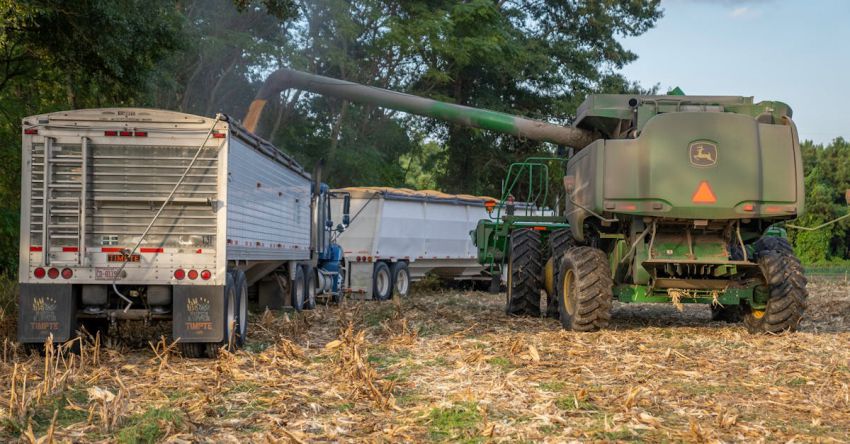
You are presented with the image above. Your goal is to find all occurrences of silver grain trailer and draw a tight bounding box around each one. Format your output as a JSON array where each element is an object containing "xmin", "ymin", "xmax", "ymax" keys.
[
  {"xmin": 331, "ymin": 187, "xmax": 490, "ymax": 300},
  {"xmin": 18, "ymin": 108, "xmax": 345, "ymax": 357}
]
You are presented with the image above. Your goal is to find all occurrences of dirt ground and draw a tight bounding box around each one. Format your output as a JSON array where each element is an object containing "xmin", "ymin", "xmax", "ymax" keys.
[{"xmin": 0, "ymin": 277, "xmax": 848, "ymax": 443}]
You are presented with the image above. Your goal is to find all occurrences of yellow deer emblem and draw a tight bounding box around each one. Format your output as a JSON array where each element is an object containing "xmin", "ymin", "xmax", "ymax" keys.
[{"xmin": 689, "ymin": 142, "xmax": 717, "ymax": 167}]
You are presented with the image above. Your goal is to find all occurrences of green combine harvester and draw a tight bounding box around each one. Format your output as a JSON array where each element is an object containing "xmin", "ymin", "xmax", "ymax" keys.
[{"xmin": 246, "ymin": 69, "xmax": 808, "ymax": 334}]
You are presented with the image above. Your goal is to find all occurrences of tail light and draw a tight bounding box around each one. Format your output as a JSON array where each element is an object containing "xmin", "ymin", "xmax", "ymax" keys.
[
  {"xmin": 134, "ymin": 131, "xmax": 147, "ymax": 137},
  {"xmin": 33, "ymin": 268, "xmax": 46, "ymax": 279},
  {"xmin": 104, "ymin": 131, "xmax": 118, "ymax": 136},
  {"xmin": 24, "ymin": 128, "xmax": 38, "ymax": 135},
  {"xmin": 119, "ymin": 131, "xmax": 132, "ymax": 137},
  {"xmin": 47, "ymin": 268, "xmax": 59, "ymax": 279},
  {"xmin": 187, "ymin": 269, "xmax": 199, "ymax": 280},
  {"xmin": 61, "ymin": 268, "xmax": 73, "ymax": 279},
  {"xmin": 212, "ymin": 131, "xmax": 226, "ymax": 139},
  {"xmin": 200, "ymin": 270, "xmax": 211, "ymax": 280},
  {"xmin": 174, "ymin": 269, "xmax": 185, "ymax": 280}
]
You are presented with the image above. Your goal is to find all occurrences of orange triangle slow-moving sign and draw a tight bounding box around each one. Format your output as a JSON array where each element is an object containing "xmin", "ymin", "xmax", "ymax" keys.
[{"xmin": 692, "ymin": 180, "xmax": 717, "ymax": 204}]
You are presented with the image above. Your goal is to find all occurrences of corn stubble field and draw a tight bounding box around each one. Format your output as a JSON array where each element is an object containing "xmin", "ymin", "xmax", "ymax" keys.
[{"xmin": 0, "ymin": 277, "xmax": 848, "ymax": 443}]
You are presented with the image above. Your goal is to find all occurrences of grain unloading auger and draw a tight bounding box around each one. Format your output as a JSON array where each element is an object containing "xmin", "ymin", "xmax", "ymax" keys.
[{"xmin": 247, "ymin": 68, "xmax": 809, "ymax": 334}]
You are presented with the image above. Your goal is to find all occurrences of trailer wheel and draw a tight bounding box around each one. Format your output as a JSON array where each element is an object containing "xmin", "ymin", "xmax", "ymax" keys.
[
  {"xmin": 233, "ymin": 270, "xmax": 248, "ymax": 347},
  {"xmin": 505, "ymin": 228, "xmax": 543, "ymax": 317},
  {"xmin": 373, "ymin": 261, "xmax": 393, "ymax": 301},
  {"xmin": 556, "ymin": 246, "xmax": 613, "ymax": 331},
  {"xmin": 391, "ymin": 262, "xmax": 410, "ymax": 297},
  {"xmin": 291, "ymin": 265, "xmax": 305, "ymax": 311},
  {"xmin": 744, "ymin": 250, "xmax": 807, "ymax": 334},
  {"xmin": 303, "ymin": 265, "xmax": 317, "ymax": 310},
  {"xmin": 547, "ymin": 229, "xmax": 575, "ymax": 319},
  {"xmin": 179, "ymin": 343, "xmax": 204, "ymax": 359},
  {"xmin": 206, "ymin": 273, "xmax": 237, "ymax": 358}
]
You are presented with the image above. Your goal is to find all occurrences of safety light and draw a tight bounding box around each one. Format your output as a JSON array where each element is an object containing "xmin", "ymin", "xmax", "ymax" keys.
[
  {"xmin": 188, "ymin": 269, "xmax": 199, "ymax": 280},
  {"xmin": 174, "ymin": 269, "xmax": 186, "ymax": 280},
  {"xmin": 200, "ymin": 270, "xmax": 212, "ymax": 280},
  {"xmin": 47, "ymin": 268, "xmax": 59, "ymax": 279},
  {"xmin": 104, "ymin": 131, "xmax": 118, "ymax": 136},
  {"xmin": 24, "ymin": 128, "xmax": 38, "ymax": 135},
  {"xmin": 34, "ymin": 268, "xmax": 46, "ymax": 279},
  {"xmin": 61, "ymin": 268, "xmax": 73, "ymax": 279}
]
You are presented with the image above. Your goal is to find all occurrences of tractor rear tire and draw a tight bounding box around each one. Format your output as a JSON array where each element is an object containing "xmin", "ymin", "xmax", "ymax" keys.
[
  {"xmin": 753, "ymin": 236, "xmax": 795, "ymax": 258},
  {"xmin": 505, "ymin": 228, "xmax": 543, "ymax": 317},
  {"xmin": 546, "ymin": 229, "xmax": 575, "ymax": 319},
  {"xmin": 556, "ymin": 247, "xmax": 613, "ymax": 332},
  {"xmin": 744, "ymin": 250, "xmax": 807, "ymax": 334}
]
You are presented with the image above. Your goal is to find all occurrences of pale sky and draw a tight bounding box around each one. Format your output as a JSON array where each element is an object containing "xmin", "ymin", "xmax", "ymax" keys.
[{"xmin": 619, "ymin": 0, "xmax": 849, "ymax": 145}]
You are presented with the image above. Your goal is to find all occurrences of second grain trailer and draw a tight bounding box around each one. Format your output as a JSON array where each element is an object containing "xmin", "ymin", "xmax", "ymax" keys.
[{"xmin": 331, "ymin": 187, "xmax": 490, "ymax": 299}]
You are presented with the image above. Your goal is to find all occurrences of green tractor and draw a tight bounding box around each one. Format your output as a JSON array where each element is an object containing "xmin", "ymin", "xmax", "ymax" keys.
[{"xmin": 244, "ymin": 69, "xmax": 808, "ymax": 333}]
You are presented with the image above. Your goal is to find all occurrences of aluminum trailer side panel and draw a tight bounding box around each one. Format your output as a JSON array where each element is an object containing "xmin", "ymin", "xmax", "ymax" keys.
[{"xmin": 225, "ymin": 135, "xmax": 311, "ymax": 261}]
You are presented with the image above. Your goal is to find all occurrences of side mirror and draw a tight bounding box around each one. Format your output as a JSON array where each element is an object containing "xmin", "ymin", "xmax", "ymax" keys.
[{"xmin": 342, "ymin": 194, "xmax": 351, "ymax": 227}]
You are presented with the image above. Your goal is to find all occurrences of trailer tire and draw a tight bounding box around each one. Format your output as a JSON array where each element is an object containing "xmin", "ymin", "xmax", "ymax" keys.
[
  {"xmin": 291, "ymin": 265, "xmax": 305, "ymax": 311},
  {"xmin": 556, "ymin": 246, "xmax": 613, "ymax": 332},
  {"xmin": 744, "ymin": 250, "xmax": 807, "ymax": 334},
  {"xmin": 303, "ymin": 265, "xmax": 317, "ymax": 310},
  {"xmin": 391, "ymin": 262, "xmax": 410, "ymax": 297},
  {"xmin": 505, "ymin": 228, "xmax": 543, "ymax": 317},
  {"xmin": 373, "ymin": 261, "xmax": 393, "ymax": 301},
  {"xmin": 547, "ymin": 229, "xmax": 575, "ymax": 319},
  {"xmin": 178, "ymin": 343, "xmax": 205, "ymax": 359},
  {"xmin": 233, "ymin": 270, "xmax": 248, "ymax": 347}
]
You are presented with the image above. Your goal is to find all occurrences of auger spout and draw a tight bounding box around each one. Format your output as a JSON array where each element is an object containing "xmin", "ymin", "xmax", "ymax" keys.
[{"xmin": 244, "ymin": 68, "xmax": 598, "ymax": 149}]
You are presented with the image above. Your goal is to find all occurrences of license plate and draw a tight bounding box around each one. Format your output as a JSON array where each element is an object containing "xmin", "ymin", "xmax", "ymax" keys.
[{"xmin": 95, "ymin": 268, "xmax": 121, "ymax": 280}]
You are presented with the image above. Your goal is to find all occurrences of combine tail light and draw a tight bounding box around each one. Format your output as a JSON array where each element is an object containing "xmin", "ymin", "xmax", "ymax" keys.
[
  {"xmin": 61, "ymin": 268, "xmax": 73, "ymax": 279},
  {"xmin": 188, "ymin": 269, "xmax": 199, "ymax": 280},
  {"xmin": 24, "ymin": 128, "xmax": 38, "ymax": 135},
  {"xmin": 34, "ymin": 268, "xmax": 45, "ymax": 279},
  {"xmin": 47, "ymin": 268, "xmax": 59, "ymax": 279},
  {"xmin": 174, "ymin": 269, "xmax": 186, "ymax": 280},
  {"xmin": 104, "ymin": 130, "xmax": 118, "ymax": 136},
  {"xmin": 200, "ymin": 270, "xmax": 211, "ymax": 280}
]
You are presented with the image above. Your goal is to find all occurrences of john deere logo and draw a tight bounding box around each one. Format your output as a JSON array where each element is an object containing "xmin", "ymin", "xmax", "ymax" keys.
[{"xmin": 689, "ymin": 141, "xmax": 717, "ymax": 167}]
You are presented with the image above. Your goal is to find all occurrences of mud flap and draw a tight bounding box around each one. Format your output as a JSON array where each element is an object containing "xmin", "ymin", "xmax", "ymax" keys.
[
  {"xmin": 18, "ymin": 284, "xmax": 76, "ymax": 343},
  {"xmin": 172, "ymin": 286, "xmax": 225, "ymax": 343}
]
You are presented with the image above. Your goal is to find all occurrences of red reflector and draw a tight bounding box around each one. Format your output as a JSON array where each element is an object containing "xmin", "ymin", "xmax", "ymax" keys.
[
  {"xmin": 174, "ymin": 269, "xmax": 185, "ymax": 280},
  {"xmin": 212, "ymin": 131, "xmax": 226, "ymax": 139},
  {"xmin": 47, "ymin": 268, "xmax": 59, "ymax": 279},
  {"xmin": 134, "ymin": 131, "xmax": 147, "ymax": 137},
  {"xmin": 195, "ymin": 249, "xmax": 202, "ymax": 254},
  {"xmin": 101, "ymin": 247, "xmax": 123, "ymax": 253},
  {"xmin": 104, "ymin": 131, "xmax": 118, "ymax": 136},
  {"xmin": 620, "ymin": 204, "xmax": 637, "ymax": 211},
  {"xmin": 119, "ymin": 131, "xmax": 132, "ymax": 137},
  {"xmin": 30, "ymin": 246, "xmax": 43, "ymax": 252},
  {"xmin": 765, "ymin": 206, "xmax": 781, "ymax": 214},
  {"xmin": 532, "ymin": 226, "xmax": 547, "ymax": 231},
  {"xmin": 200, "ymin": 270, "xmax": 211, "ymax": 280},
  {"xmin": 61, "ymin": 268, "xmax": 73, "ymax": 279},
  {"xmin": 743, "ymin": 204, "xmax": 754, "ymax": 212},
  {"xmin": 34, "ymin": 268, "xmax": 45, "ymax": 279},
  {"xmin": 24, "ymin": 128, "xmax": 38, "ymax": 135},
  {"xmin": 188, "ymin": 269, "xmax": 199, "ymax": 280},
  {"xmin": 62, "ymin": 247, "xmax": 79, "ymax": 252},
  {"xmin": 691, "ymin": 181, "xmax": 717, "ymax": 204},
  {"xmin": 140, "ymin": 247, "xmax": 164, "ymax": 253}
]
